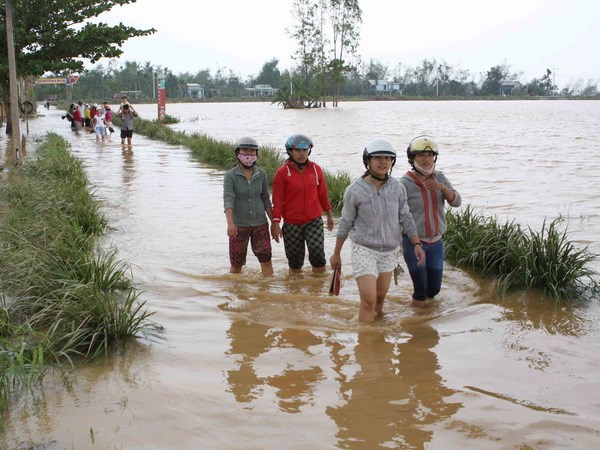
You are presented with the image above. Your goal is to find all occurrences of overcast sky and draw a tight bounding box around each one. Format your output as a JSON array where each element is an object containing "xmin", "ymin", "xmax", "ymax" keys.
[{"xmin": 93, "ymin": 0, "xmax": 600, "ymax": 88}]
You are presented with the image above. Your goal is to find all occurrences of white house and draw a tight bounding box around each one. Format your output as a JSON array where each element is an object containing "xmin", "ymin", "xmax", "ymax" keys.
[
  {"xmin": 368, "ymin": 80, "xmax": 402, "ymax": 94},
  {"xmin": 186, "ymin": 83, "xmax": 205, "ymax": 99},
  {"xmin": 244, "ymin": 84, "xmax": 277, "ymax": 97},
  {"xmin": 499, "ymin": 81, "xmax": 522, "ymax": 96}
]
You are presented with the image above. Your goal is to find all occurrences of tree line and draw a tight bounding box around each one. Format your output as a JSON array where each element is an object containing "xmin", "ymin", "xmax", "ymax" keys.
[{"xmin": 35, "ymin": 56, "xmax": 599, "ymax": 104}]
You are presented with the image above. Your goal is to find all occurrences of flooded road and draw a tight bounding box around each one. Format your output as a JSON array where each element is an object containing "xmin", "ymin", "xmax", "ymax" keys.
[{"xmin": 1, "ymin": 101, "xmax": 599, "ymax": 449}]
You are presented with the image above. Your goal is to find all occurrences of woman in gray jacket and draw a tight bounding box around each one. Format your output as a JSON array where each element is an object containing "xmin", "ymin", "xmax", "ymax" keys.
[
  {"xmin": 400, "ymin": 135, "xmax": 461, "ymax": 308},
  {"xmin": 330, "ymin": 138, "xmax": 425, "ymax": 322}
]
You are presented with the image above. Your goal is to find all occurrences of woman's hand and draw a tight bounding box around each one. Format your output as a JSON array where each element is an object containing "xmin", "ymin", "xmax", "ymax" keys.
[
  {"xmin": 326, "ymin": 213, "xmax": 334, "ymax": 231},
  {"xmin": 270, "ymin": 222, "xmax": 281, "ymax": 243},
  {"xmin": 227, "ymin": 224, "xmax": 237, "ymax": 238},
  {"xmin": 423, "ymin": 179, "xmax": 444, "ymax": 191},
  {"xmin": 330, "ymin": 253, "xmax": 342, "ymax": 270},
  {"xmin": 414, "ymin": 245, "xmax": 426, "ymax": 266}
]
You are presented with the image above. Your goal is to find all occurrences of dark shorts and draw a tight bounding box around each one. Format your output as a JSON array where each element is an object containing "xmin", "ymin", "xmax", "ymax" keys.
[
  {"xmin": 229, "ymin": 222, "xmax": 272, "ymax": 267},
  {"xmin": 120, "ymin": 129, "xmax": 134, "ymax": 138},
  {"xmin": 281, "ymin": 216, "xmax": 326, "ymax": 269}
]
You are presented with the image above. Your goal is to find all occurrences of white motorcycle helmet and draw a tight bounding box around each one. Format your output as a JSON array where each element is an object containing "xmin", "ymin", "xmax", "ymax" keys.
[{"xmin": 363, "ymin": 138, "xmax": 397, "ymax": 169}]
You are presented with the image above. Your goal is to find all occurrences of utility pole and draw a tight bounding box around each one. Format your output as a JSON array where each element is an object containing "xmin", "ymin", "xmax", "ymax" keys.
[
  {"xmin": 66, "ymin": 74, "xmax": 73, "ymax": 104},
  {"xmin": 157, "ymin": 71, "xmax": 166, "ymax": 121},
  {"xmin": 5, "ymin": 0, "xmax": 22, "ymax": 165},
  {"xmin": 152, "ymin": 72, "xmax": 156, "ymax": 99}
]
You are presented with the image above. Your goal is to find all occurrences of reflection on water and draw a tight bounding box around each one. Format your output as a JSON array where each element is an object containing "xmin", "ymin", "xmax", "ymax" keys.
[
  {"xmin": 495, "ymin": 290, "xmax": 592, "ymax": 336},
  {"xmin": 0, "ymin": 342, "xmax": 157, "ymax": 448},
  {"xmin": 224, "ymin": 318, "xmax": 462, "ymax": 447},
  {"xmin": 121, "ymin": 146, "xmax": 136, "ymax": 187},
  {"xmin": 226, "ymin": 321, "xmax": 325, "ymax": 413},
  {"xmin": 328, "ymin": 325, "xmax": 461, "ymax": 449},
  {"xmin": 2, "ymin": 102, "xmax": 600, "ymax": 448}
]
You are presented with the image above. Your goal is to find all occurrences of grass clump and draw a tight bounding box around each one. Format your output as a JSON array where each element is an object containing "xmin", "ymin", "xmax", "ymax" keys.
[
  {"xmin": 0, "ymin": 133, "xmax": 153, "ymax": 409},
  {"xmin": 160, "ymin": 114, "xmax": 180, "ymax": 124},
  {"xmin": 445, "ymin": 206, "xmax": 599, "ymax": 300}
]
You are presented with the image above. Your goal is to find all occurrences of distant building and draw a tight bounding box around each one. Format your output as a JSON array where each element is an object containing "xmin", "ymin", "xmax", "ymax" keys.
[
  {"xmin": 244, "ymin": 84, "xmax": 277, "ymax": 97},
  {"xmin": 368, "ymin": 80, "xmax": 402, "ymax": 94},
  {"xmin": 114, "ymin": 90, "xmax": 143, "ymax": 99},
  {"xmin": 500, "ymin": 81, "xmax": 522, "ymax": 96},
  {"xmin": 186, "ymin": 83, "xmax": 205, "ymax": 99}
]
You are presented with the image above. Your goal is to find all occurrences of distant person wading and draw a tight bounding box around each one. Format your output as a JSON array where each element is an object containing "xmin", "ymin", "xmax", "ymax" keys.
[{"xmin": 119, "ymin": 103, "xmax": 138, "ymax": 146}]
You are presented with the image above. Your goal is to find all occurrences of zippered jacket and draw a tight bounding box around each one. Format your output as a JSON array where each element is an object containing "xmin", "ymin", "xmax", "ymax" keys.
[
  {"xmin": 336, "ymin": 177, "xmax": 418, "ymax": 250},
  {"xmin": 272, "ymin": 160, "xmax": 332, "ymax": 225},
  {"xmin": 400, "ymin": 170, "xmax": 461, "ymax": 242}
]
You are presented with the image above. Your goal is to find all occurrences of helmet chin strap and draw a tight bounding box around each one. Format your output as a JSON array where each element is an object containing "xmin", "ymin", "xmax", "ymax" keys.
[
  {"xmin": 368, "ymin": 170, "xmax": 388, "ymax": 182},
  {"xmin": 292, "ymin": 158, "xmax": 309, "ymax": 169}
]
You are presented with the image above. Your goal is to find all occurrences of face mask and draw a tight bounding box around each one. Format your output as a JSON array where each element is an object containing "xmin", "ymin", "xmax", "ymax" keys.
[
  {"xmin": 237, "ymin": 154, "xmax": 257, "ymax": 167},
  {"xmin": 414, "ymin": 161, "xmax": 434, "ymax": 176}
]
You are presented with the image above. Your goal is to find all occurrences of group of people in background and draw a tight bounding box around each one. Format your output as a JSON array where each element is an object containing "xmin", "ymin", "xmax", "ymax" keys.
[
  {"xmin": 62, "ymin": 96, "xmax": 137, "ymax": 145},
  {"xmin": 223, "ymin": 133, "xmax": 461, "ymax": 322}
]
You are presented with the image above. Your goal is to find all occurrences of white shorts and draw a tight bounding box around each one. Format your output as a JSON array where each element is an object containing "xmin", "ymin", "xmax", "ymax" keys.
[{"xmin": 351, "ymin": 242, "xmax": 399, "ymax": 279}]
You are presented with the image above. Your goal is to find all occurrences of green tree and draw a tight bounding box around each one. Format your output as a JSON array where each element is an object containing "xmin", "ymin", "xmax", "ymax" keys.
[
  {"xmin": 225, "ymin": 70, "xmax": 243, "ymax": 97},
  {"xmin": 287, "ymin": 0, "xmax": 362, "ymax": 108},
  {"xmin": 288, "ymin": 0, "xmax": 324, "ymax": 107},
  {"xmin": 363, "ymin": 59, "xmax": 388, "ymax": 83},
  {"xmin": 580, "ymin": 79, "xmax": 598, "ymax": 97},
  {"xmin": 479, "ymin": 62, "xmax": 521, "ymax": 96},
  {"xmin": 194, "ymin": 69, "xmax": 212, "ymax": 86},
  {"xmin": 479, "ymin": 65, "xmax": 506, "ymax": 96},
  {"xmin": 328, "ymin": 0, "xmax": 362, "ymax": 106},
  {"xmin": 252, "ymin": 58, "xmax": 282, "ymax": 88},
  {"xmin": 401, "ymin": 59, "xmax": 437, "ymax": 96},
  {"xmin": 0, "ymin": 0, "xmax": 154, "ymax": 106},
  {"xmin": 541, "ymin": 68, "xmax": 553, "ymax": 93}
]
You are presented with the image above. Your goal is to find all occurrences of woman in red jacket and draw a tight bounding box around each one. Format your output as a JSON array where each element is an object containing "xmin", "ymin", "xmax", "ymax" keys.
[{"xmin": 271, "ymin": 134, "xmax": 334, "ymax": 273}]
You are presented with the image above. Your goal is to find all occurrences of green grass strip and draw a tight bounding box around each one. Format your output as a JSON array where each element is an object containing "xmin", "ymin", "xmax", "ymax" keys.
[{"xmin": 0, "ymin": 133, "xmax": 153, "ymax": 410}]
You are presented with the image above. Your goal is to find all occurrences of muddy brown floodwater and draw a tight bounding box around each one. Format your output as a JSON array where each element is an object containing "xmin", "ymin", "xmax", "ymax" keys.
[{"xmin": 1, "ymin": 100, "xmax": 599, "ymax": 449}]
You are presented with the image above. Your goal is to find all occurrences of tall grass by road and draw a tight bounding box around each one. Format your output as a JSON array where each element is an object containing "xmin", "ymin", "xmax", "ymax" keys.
[
  {"xmin": 0, "ymin": 133, "xmax": 152, "ymax": 409},
  {"xmin": 115, "ymin": 116, "xmax": 351, "ymax": 213},
  {"xmin": 128, "ymin": 117, "xmax": 598, "ymax": 301},
  {"xmin": 445, "ymin": 206, "xmax": 599, "ymax": 300}
]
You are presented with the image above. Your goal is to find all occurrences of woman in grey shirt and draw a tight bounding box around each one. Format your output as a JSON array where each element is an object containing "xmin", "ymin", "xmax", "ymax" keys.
[{"xmin": 330, "ymin": 138, "xmax": 425, "ymax": 322}]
